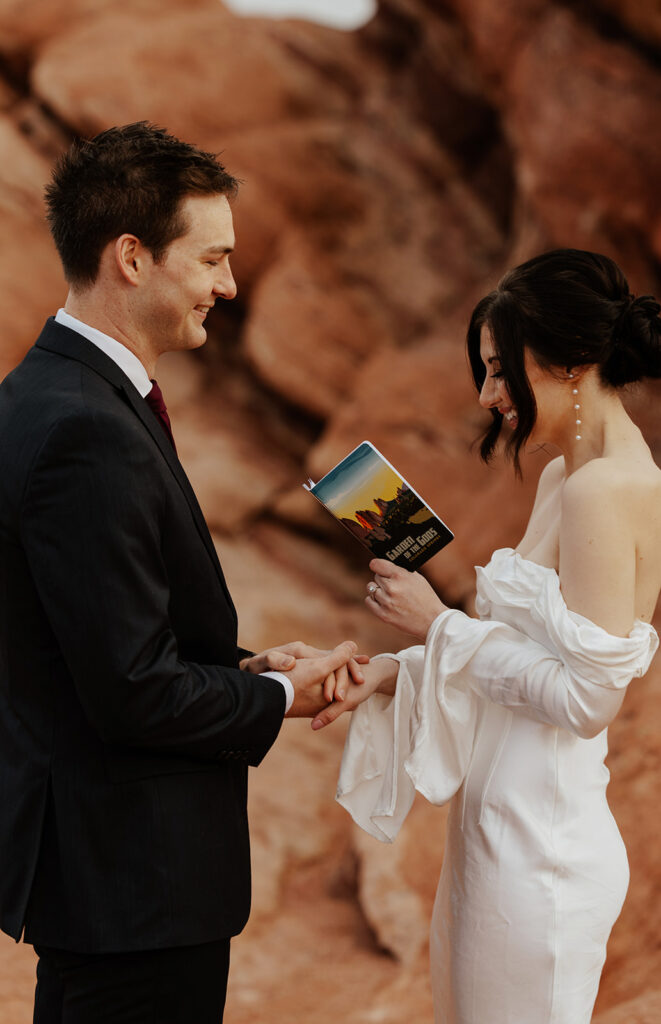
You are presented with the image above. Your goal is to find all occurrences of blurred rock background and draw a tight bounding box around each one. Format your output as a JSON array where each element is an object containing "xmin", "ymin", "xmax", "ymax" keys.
[{"xmin": 1, "ymin": 0, "xmax": 661, "ymax": 1020}]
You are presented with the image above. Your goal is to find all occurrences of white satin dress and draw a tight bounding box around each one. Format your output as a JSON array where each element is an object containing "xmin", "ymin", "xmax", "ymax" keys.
[{"xmin": 337, "ymin": 549, "xmax": 658, "ymax": 1024}]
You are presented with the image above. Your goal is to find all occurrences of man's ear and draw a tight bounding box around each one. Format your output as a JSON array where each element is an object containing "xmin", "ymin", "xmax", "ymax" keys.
[{"xmin": 114, "ymin": 234, "xmax": 143, "ymax": 285}]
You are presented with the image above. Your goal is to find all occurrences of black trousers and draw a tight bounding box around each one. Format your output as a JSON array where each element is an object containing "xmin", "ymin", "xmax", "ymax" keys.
[{"xmin": 32, "ymin": 939, "xmax": 231, "ymax": 1024}]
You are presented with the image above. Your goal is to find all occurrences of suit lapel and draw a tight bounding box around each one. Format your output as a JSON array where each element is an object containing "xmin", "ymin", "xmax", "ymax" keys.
[
  {"xmin": 35, "ymin": 319, "xmax": 238, "ymax": 624},
  {"xmin": 118, "ymin": 381, "xmax": 238, "ymax": 622}
]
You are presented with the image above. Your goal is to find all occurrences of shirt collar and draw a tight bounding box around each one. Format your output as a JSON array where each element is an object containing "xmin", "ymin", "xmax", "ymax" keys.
[{"xmin": 55, "ymin": 308, "xmax": 152, "ymax": 398}]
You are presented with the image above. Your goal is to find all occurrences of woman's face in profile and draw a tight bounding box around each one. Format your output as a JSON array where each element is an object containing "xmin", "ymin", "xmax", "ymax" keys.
[
  {"xmin": 478, "ymin": 325, "xmax": 574, "ymax": 447},
  {"xmin": 478, "ymin": 326, "xmax": 517, "ymax": 429}
]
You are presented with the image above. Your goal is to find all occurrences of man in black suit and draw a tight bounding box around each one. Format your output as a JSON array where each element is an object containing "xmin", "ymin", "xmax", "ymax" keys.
[{"xmin": 0, "ymin": 122, "xmax": 359, "ymax": 1023}]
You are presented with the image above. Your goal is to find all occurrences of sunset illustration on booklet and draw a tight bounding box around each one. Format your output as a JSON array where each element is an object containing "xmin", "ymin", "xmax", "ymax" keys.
[{"xmin": 305, "ymin": 441, "xmax": 453, "ymax": 570}]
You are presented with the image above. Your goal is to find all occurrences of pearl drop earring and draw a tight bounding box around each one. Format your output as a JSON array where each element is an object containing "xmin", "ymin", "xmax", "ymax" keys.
[{"xmin": 569, "ymin": 372, "xmax": 582, "ymax": 441}]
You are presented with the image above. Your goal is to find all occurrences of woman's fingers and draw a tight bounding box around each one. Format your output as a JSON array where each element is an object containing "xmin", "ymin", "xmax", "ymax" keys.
[
  {"xmin": 369, "ymin": 557, "xmax": 400, "ymax": 579},
  {"xmin": 323, "ymin": 672, "xmax": 335, "ymax": 704},
  {"xmin": 334, "ymin": 663, "xmax": 351, "ymax": 701},
  {"xmin": 347, "ymin": 656, "xmax": 366, "ymax": 685},
  {"xmin": 311, "ymin": 701, "xmax": 346, "ymax": 730}
]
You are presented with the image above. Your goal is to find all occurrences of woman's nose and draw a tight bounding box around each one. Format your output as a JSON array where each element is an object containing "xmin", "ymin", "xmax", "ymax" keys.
[{"xmin": 479, "ymin": 377, "xmax": 498, "ymax": 409}]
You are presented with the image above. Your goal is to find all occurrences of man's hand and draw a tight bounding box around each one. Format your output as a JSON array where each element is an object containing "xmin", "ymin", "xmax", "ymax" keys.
[
  {"xmin": 284, "ymin": 641, "xmax": 360, "ymax": 718},
  {"xmin": 240, "ymin": 644, "xmax": 300, "ymax": 674},
  {"xmin": 241, "ymin": 641, "xmax": 368, "ymax": 702}
]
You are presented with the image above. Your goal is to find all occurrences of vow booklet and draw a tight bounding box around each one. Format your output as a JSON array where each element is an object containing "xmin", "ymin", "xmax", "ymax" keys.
[{"xmin": 304, "ymin": 441, "xmax": 453, "ymax": 570}]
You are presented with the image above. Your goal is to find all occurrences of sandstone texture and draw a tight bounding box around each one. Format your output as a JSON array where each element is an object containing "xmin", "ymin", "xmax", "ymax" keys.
[{"xmin": 1, "ymin": 0, "xmax": 661, "ymax": 1020}]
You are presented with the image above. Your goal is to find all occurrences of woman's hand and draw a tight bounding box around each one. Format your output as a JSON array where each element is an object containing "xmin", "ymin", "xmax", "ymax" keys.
[
  {"xmin": 311, "ymin": 656, "xmax": 399, "ymax": 731},
  {"xmin": 322, "ymin": 654, "xmax": 370, "ymax": 704},
  {"xmin": 365, "ymin": 558, "xmax": 447, "ymax": 639}
]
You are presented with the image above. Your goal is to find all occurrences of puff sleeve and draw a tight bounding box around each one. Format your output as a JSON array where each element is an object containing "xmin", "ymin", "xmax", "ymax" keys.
[{"xmin": 337, "ymin": 550, "xmax": 657, "ymax": 843}]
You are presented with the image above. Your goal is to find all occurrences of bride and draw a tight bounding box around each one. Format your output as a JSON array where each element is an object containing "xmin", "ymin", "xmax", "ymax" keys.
[{"xmin": 312, "ymin": 249, "xmax": 661, "ymax": 1023}]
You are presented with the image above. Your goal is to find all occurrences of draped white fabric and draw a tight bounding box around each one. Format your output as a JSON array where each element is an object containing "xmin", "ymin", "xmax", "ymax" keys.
[{"xmin": 337, "ymin": 549, "xmax": 658, "ymax": 1023}]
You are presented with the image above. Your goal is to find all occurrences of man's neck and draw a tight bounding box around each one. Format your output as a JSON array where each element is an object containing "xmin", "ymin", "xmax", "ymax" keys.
[
  {"xmin": 55, "ymin": 308, "xmax": 153, "ymax": 397},
  {"xmin": 63, "ymin": 292, "xmax": 158, "ymax": 378}
]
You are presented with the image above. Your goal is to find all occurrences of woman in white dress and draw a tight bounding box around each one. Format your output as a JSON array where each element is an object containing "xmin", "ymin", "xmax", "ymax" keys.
[{"xmin": 312, "ymin": 250, "xmax": 661, "ymax": 1023}]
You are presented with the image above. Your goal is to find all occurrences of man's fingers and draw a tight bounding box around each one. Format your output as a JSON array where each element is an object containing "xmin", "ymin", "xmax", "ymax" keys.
[
  {"xmin": 278, "ymin": 641, "xmax": 319, "ymax": 659},
  {"xmin": 319, "ymin": 641, "xmax": 357, "ymax": 675},
  {"xmin": 269, "ymin": 652, "xmax": 296, "ymax": 671}
]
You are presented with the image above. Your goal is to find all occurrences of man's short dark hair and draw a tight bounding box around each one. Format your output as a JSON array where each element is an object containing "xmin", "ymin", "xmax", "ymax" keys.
[{"xmin": 45, "ymin": 122, "xmax": 239, "ymax": 287}]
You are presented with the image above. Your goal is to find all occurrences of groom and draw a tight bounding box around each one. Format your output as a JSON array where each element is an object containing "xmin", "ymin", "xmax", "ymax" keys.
[{"xmin": 0, "ymin": 122, "xmax": 357, "ymax": 1023}]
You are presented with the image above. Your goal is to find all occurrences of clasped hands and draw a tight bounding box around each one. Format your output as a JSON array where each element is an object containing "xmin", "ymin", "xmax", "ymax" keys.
[
  {"xmin": 239, "ymin": 639, "xmax": 369, "ymax": 714},
  {"xmin": 241, "ymin": 640, "xmax": 394, "ymax": 729},
  {"xmin": 240, "ymin": 559, "xmax": 447, "ymax": 730}
]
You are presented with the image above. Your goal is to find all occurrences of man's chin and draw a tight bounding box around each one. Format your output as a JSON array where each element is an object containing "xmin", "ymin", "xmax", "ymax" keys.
[{"xmin": 184, "ymin": 325, "xmax": 208, "ymax": 351}]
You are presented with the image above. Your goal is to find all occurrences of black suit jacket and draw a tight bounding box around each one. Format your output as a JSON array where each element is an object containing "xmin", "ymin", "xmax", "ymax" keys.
[{"xmin": 0, "ymin": 318, "xmax": 285, "ymax": 953}]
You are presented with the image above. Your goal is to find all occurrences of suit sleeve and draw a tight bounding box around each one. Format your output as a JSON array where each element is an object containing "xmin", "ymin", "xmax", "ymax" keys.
[{"xmin": 19, "ymin": 406, "xmax": 285, "ymax": 765}]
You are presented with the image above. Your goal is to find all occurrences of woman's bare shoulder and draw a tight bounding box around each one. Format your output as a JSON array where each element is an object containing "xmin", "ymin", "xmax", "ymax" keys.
[
  {"xmin": 559, "ymin": 452, "xmax": 661, "ymax": 631},
  {"xmin": 564, "ymin": 451, "xmax": 661, "ymax": 507},
  {"xmin": 534, "ymin": 454, "xmax": 566, "ymax": 497},
  {"xmin": 564, "ymin": 452, "xmax": 661, "ymax": 532}
]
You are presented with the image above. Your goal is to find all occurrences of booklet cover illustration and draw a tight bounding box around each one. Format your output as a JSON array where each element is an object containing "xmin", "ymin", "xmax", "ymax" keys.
[{"xmin": 304, "ymin": 441, "xmax": 453, "ymax": 570}]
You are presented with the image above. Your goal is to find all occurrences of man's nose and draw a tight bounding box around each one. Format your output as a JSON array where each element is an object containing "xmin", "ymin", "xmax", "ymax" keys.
[{"xmin": 215, "ymin": 265, "xmax": 237, "ymax": 301}]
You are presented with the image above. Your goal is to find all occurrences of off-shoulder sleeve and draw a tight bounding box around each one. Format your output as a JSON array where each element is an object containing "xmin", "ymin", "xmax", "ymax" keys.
[
  {"xmin": 466, "ymin": 556, "xmax": 659, "ymax": 739},
  {"xmin": 337, "ymin": 565, "xmax": 658, "ymax": 842}
]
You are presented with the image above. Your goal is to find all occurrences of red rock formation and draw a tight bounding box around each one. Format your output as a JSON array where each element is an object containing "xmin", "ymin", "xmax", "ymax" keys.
[
  {"xmin": 1, "ymin": 0, "xmax": 661, "ymax": 1020},
  {"xmin": 0, "ymin": 117, "xmax": 66, "ymax": 377},
  {"xmin": 590, "ymin": 0, "xmax": 661, "ymax": 52},
  {"xmin": 595, "ymin": 988, "xmax": 661, "ymax": 1024}
]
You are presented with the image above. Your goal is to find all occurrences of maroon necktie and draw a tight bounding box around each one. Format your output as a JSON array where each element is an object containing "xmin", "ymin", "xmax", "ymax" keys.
[{"xmin": 145, "ymin": 379, "xmax": 176, "ymax": 451}]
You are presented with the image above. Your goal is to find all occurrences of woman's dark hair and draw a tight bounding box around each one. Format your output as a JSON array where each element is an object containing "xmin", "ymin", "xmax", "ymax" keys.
[
  {"xmin": 467, "ymin": 248, "xmax": 661, "ymax": 472},
  {"xmin": 45, "ymin": 122, "xmax": 239, "ymax": 287}
]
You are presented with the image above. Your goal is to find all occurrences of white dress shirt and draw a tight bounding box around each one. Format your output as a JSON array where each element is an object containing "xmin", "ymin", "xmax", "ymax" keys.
[{"xmin": 54, "ymin": 308, "xmax": 294, "ymax": 713}]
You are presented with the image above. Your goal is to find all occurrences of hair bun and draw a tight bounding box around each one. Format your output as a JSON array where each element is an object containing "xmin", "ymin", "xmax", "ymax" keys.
[
  {"xmin": 630, "ymin": 294, "xmax": 661, "ymax": 319},
  {"xmin": 603, "ymin": 292, "xmax": 661, "ymax": 386}
]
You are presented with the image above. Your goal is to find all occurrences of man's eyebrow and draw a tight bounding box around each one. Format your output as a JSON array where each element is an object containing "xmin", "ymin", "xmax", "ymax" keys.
[{"xmin": 204, "ymin": 244, "xmax": 234, "ymax": 255}]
